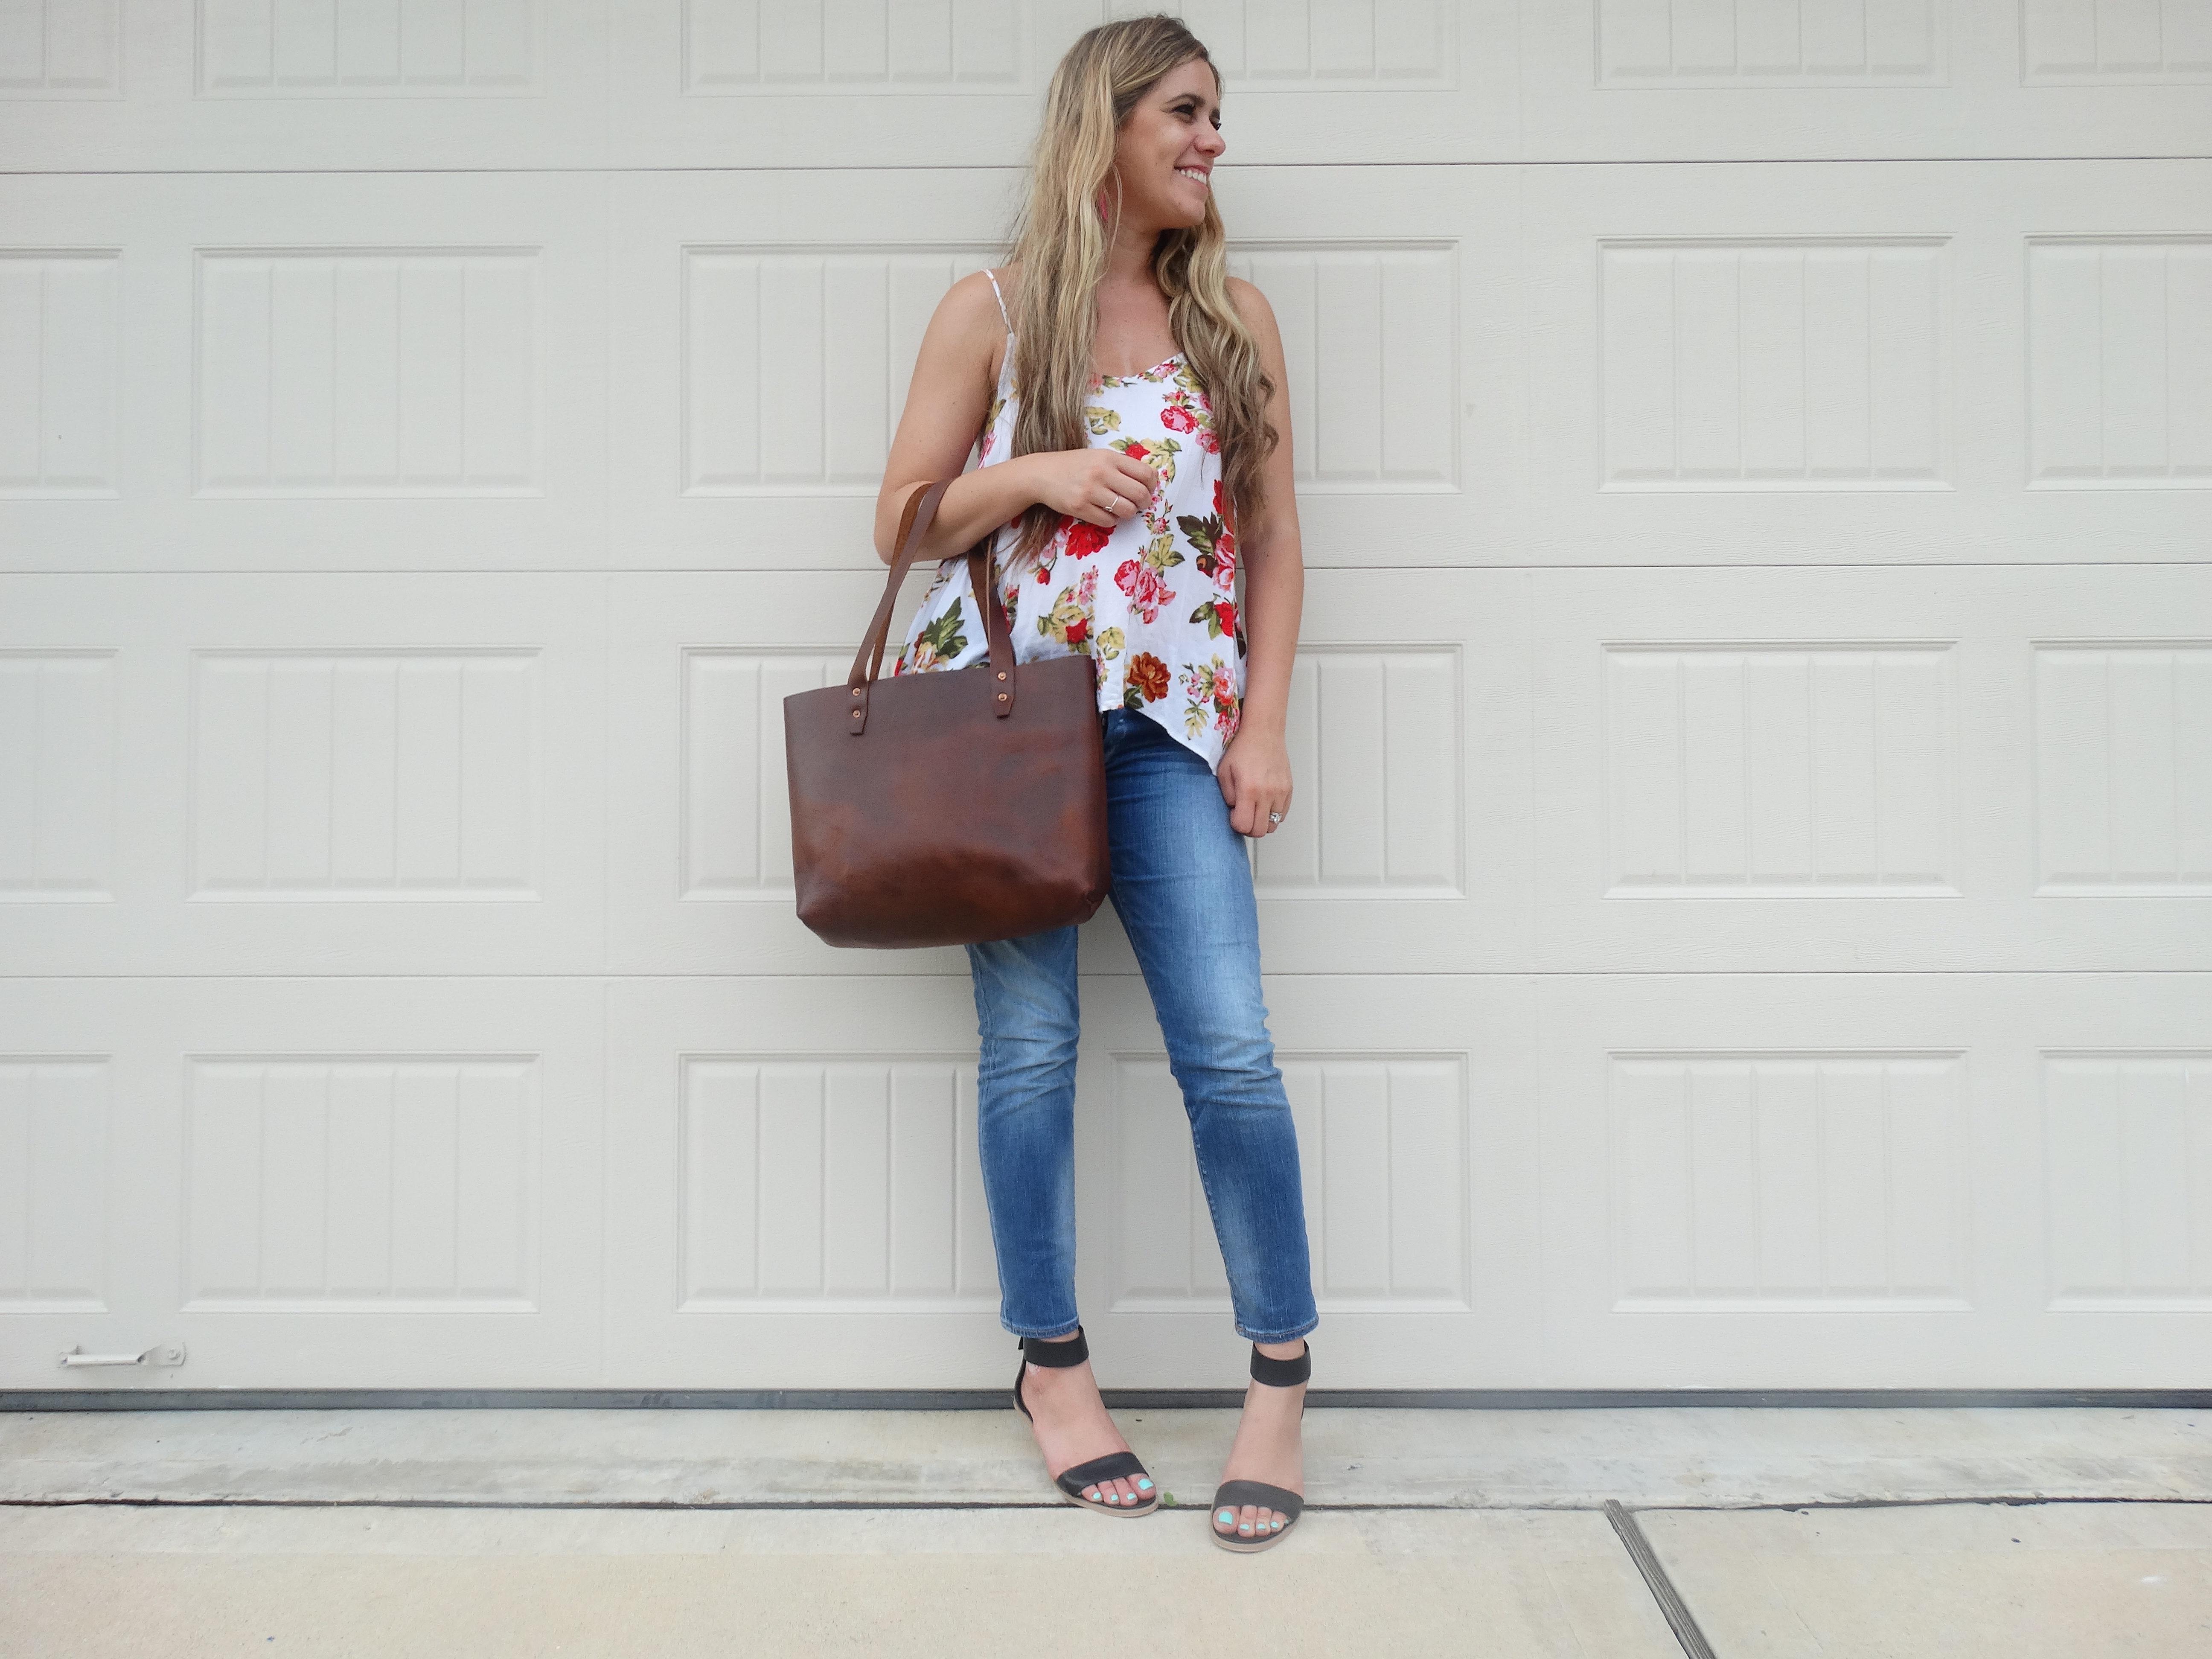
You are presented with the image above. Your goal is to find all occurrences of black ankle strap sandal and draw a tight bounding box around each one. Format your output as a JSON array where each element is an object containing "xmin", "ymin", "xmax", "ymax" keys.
[
  {"xmin": 1011, "ymin": 1326, "xmax": 1158, "ymax": 1518},
  {"xmin": 1211, "ymin": 1340, "xmax": 1310, "ymax": 1553}
]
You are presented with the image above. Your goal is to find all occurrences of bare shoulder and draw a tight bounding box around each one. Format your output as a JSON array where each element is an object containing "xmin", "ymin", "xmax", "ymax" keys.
[
  {"xmin": 935, "ymin": 268, "xmax": 1011, "ymax": 340},
  {"xmin": 1225, "ymin": 275, "xmax": 1279, "ymax": 336},
  {"xmin": 920, "ymin": 268, "xmax": 1013, "ymax": 386}
]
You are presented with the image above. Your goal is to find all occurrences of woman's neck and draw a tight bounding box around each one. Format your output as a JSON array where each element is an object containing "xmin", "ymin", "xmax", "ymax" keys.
[{"xmin": 1101, "ymin": 217, "xmax": 1161, "ymax": 290}]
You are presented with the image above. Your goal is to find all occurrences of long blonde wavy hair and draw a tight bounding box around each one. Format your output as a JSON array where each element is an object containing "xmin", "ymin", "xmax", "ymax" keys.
[{"xmin": 1004, "ymin": 15, "xmax": 1276, "ymax": 563}]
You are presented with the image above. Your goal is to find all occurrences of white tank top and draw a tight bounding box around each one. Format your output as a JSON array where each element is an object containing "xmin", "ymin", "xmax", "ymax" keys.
[{"xmin": 894, "ymin": 268, "xmax": 1246, "ymax": 772}]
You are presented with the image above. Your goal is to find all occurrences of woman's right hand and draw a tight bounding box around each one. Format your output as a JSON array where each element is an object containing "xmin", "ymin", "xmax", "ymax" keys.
[{"xmin": 1021, "ymin": 449, "xmax": 1159, "ymax": 529}]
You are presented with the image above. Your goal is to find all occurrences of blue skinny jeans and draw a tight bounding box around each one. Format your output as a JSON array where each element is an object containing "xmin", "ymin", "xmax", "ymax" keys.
[{"xmin": 966, "ymin": 708, "xmax": 1318, "ymax": 1345}]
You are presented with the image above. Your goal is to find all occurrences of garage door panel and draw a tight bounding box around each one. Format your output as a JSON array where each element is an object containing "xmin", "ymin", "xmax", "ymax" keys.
[
  {"xmin": 2043, "ymin": 1051, "xmax": 2212, "ymax": 1307},
  {"xmin": 0, "ymin": 173, "xmax": 609, "ymax": 574},
  {"xmin": 1522, "ymin": 160, "xmax": 2212, "ymax": 566},
  {"xmin": 1082, "ymin": 974, "xmax": 1544, "ymax": 1388},
  {"xmin": 1537, "ymin": 972, "xmax": 2212, "ymax": 1386},
  {"xmin": 0, "ymin": 248, "xmax": 119, "ymax": 499},
  {"xmin": 1533, "ymin": 564, "xmax": 2212, "ymax": 971},
  {"xmin": 1252, "ymin": 570, "xmax": 1530, "ymax": 972},
  {"xmin": 609, "ymin": 171, "xmax": 1007, "ymax": 570},
  {"xmin": 604, "ymin": 973, "xmax": 1543, "ymax": 1388},
  {"xmin": 2034, "ymin": 643, "xmax": 2212, "ymax": 893},
  {"xmin": 611, "ymin": 568, "xmax": 1526, "ymax": 974},
  {"xmin": 0, "ymin": 0, "xmax": 614, "ymax": 171},
  {"xmin": 608, "ymin": 0, "xmax": 1519, "ymax": 169},
  {"xmin": 609, "ymin": 166, "xmax": 1517, "ymax": 569},
  {"xmin": 1525, "ymin": 0, "xmax": 2212, "ymax": 161},
  {"xmin": 2027, "ymin": 234, "xmax": 2212, "ymax": 488},
  {"xmin": 0, "ymin": 575, "xmax": 607, "ymax": 976},
  {"xmin": 12, "ymin": 4, "xmax": 2209, "ymax": 174},
  {"xmin": 0, "ymin": 977, "xmax": 605, "ymax": 1391},
  {"xmin": 602, "ymin": 2, "xmax": 2212, "ymax": 167},
  {"xmin": 608, "ymin": 0, "xmax": 1104, "ymax": 169},
  {"xmin": 603, "ymin": 975, "xmax": 1010, "ymax": 1386},
  {"xmin": 1169, "ymin": 167, "xmax": 1518, "ymax": 567},
  {"xmin": 0, "ymin": 648, "xmax": 116, "ymax": 902},
  {"xmin": 0, "ymin": 1055, "xmax": 109, "ymax": 1316},
  {"xmin": 607, "ymin": 569, "xmax": 975, "ymax": 975},
  {"xmin": 1106, "ymin": 1049, "xmax": 1473, "ymax": 1315}
]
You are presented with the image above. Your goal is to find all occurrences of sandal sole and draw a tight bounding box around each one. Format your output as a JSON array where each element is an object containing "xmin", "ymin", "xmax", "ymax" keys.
[
  {"xmin": 1210, "ymin": 1522, "xmax": 1295, "ymax": 1552},
  {"xmin": 1056, "ymin": 1486, "xmax": 1159, "ymax": 1517}
]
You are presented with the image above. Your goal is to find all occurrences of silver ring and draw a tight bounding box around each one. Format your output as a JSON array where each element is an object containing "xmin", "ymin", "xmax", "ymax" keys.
[{"xmin": 1268, "ymin": 812, "xmax": 1284, "ymax": 824}]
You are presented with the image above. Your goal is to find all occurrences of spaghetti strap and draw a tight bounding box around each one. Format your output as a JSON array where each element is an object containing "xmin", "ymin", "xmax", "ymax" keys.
[{"xmin": 982, "ymin": 267, "xmax": 1012, "ymax": 333}]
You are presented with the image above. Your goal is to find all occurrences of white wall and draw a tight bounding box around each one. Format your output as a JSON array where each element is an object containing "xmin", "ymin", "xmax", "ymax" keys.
[{"xmin": 3, "ymin": 1, "xmax": 2209, "ymax": 1390}]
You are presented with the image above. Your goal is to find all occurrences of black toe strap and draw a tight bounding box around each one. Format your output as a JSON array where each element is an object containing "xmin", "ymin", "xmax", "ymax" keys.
[
  {"xmin": 1019, "ymin": 1326, "xmax": 1089, "ymax": 1368},
  {"xmin": 1250, "ymin": 1341, "xmax": 1310, "ymax": 1388},
  {"xmin": 1057, "ymin": 1450, "xmax": 1150, "ymax": 1499},
  {"xmin": 1211, "ymin": 1479, "xmax": 1304, "ymax": 1522}
]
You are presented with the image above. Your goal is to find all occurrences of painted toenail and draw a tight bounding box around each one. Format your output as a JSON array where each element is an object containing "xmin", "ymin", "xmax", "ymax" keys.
[
  {"xmin": 1218, "ymin": 1509, "xmax": 1235, "ymax": 1525},
  {"xmin": 1136, "ymin": 1479, "xmax": 1153, "ymax": 1490},
  {"xmin": 1240, "ymin": 1522, "xmax": 1253, "ymax": 1534}
]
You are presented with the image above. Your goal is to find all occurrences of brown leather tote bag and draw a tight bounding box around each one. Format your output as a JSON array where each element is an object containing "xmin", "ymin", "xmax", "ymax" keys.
[{"xmin": 783, "ymin": 479, "xmax": 1111, "ymax": 949}]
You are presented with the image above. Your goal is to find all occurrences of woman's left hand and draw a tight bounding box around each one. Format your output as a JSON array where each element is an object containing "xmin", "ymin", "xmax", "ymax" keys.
[{"xmin": 1218, "ymin": 730, "xmax": 1293, "ymax": 839}]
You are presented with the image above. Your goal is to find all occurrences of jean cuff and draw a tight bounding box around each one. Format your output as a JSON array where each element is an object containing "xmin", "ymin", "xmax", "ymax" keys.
[
  {"xmin": 1002, "ymin": 1318, "xmax": 1083, "ymax": 1341},
  {"xmin": 1235, "ymin": 1315, "xmax": 1319, "ymax": 1345}
]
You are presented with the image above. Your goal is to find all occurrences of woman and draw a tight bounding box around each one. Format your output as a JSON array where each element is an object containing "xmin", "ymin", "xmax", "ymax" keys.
[{"xmin": 875, "ymin": 15, "xmax": 1313, "ymax": 1554}]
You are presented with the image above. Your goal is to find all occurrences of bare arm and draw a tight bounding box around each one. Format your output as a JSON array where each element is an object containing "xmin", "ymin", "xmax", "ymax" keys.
[
  {"xmin": 1215, "ymin": 278, "xmax": 1304, "ymax": 838},
  {"xmin": 874, "ymin": 271, "xmax": 1157, "ymax": 565}
]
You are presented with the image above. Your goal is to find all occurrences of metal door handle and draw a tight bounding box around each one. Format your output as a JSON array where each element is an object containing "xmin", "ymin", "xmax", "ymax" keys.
[{"xmin": 58, "ymin": 1344, "xmax": 186, "ymax": 1369}]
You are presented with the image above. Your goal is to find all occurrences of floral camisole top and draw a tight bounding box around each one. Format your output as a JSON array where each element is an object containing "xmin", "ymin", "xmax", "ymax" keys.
[{"xmin": 892, "ymin": 270, "xmax": 1246, "ymax": 771}]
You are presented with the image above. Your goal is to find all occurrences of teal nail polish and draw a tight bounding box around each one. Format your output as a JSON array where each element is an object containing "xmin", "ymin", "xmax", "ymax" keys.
[{"xmin": 1136, "ymin": 1478, "xmax": 1153, "ymax": 1490}]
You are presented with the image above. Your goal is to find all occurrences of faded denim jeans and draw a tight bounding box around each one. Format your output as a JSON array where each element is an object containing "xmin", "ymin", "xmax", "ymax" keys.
[{"xmin": 966, "ymin": 708, "xmax": 1318, "ymax": 1345}]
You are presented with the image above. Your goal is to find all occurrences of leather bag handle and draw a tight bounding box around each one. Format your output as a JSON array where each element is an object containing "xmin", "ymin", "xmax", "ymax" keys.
[{"xmin": 846, "ymin": 479, "xmax": 1015, "ymax": 734}]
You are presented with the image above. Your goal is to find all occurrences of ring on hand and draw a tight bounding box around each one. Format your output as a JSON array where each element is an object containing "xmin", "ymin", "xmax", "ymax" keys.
[{"xmin": 1268, "ymin": 812, "xmax": 1284, "ymax": 824}]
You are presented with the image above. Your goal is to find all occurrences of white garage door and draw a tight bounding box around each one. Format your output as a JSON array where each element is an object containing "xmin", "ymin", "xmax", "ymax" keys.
[{"xmin": 3, "ymin": 2, "xmax": 2208, "ymax": 1392}]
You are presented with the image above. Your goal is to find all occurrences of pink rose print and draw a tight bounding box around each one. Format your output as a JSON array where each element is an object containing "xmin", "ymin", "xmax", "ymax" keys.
[
  {"xmin": 1179, "ymin": 655, "xmax": 1241, "ymax": 740},
  {"xmin": 1115, "ymin": 556, "xmax": 1174, "ymax": 623}
]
